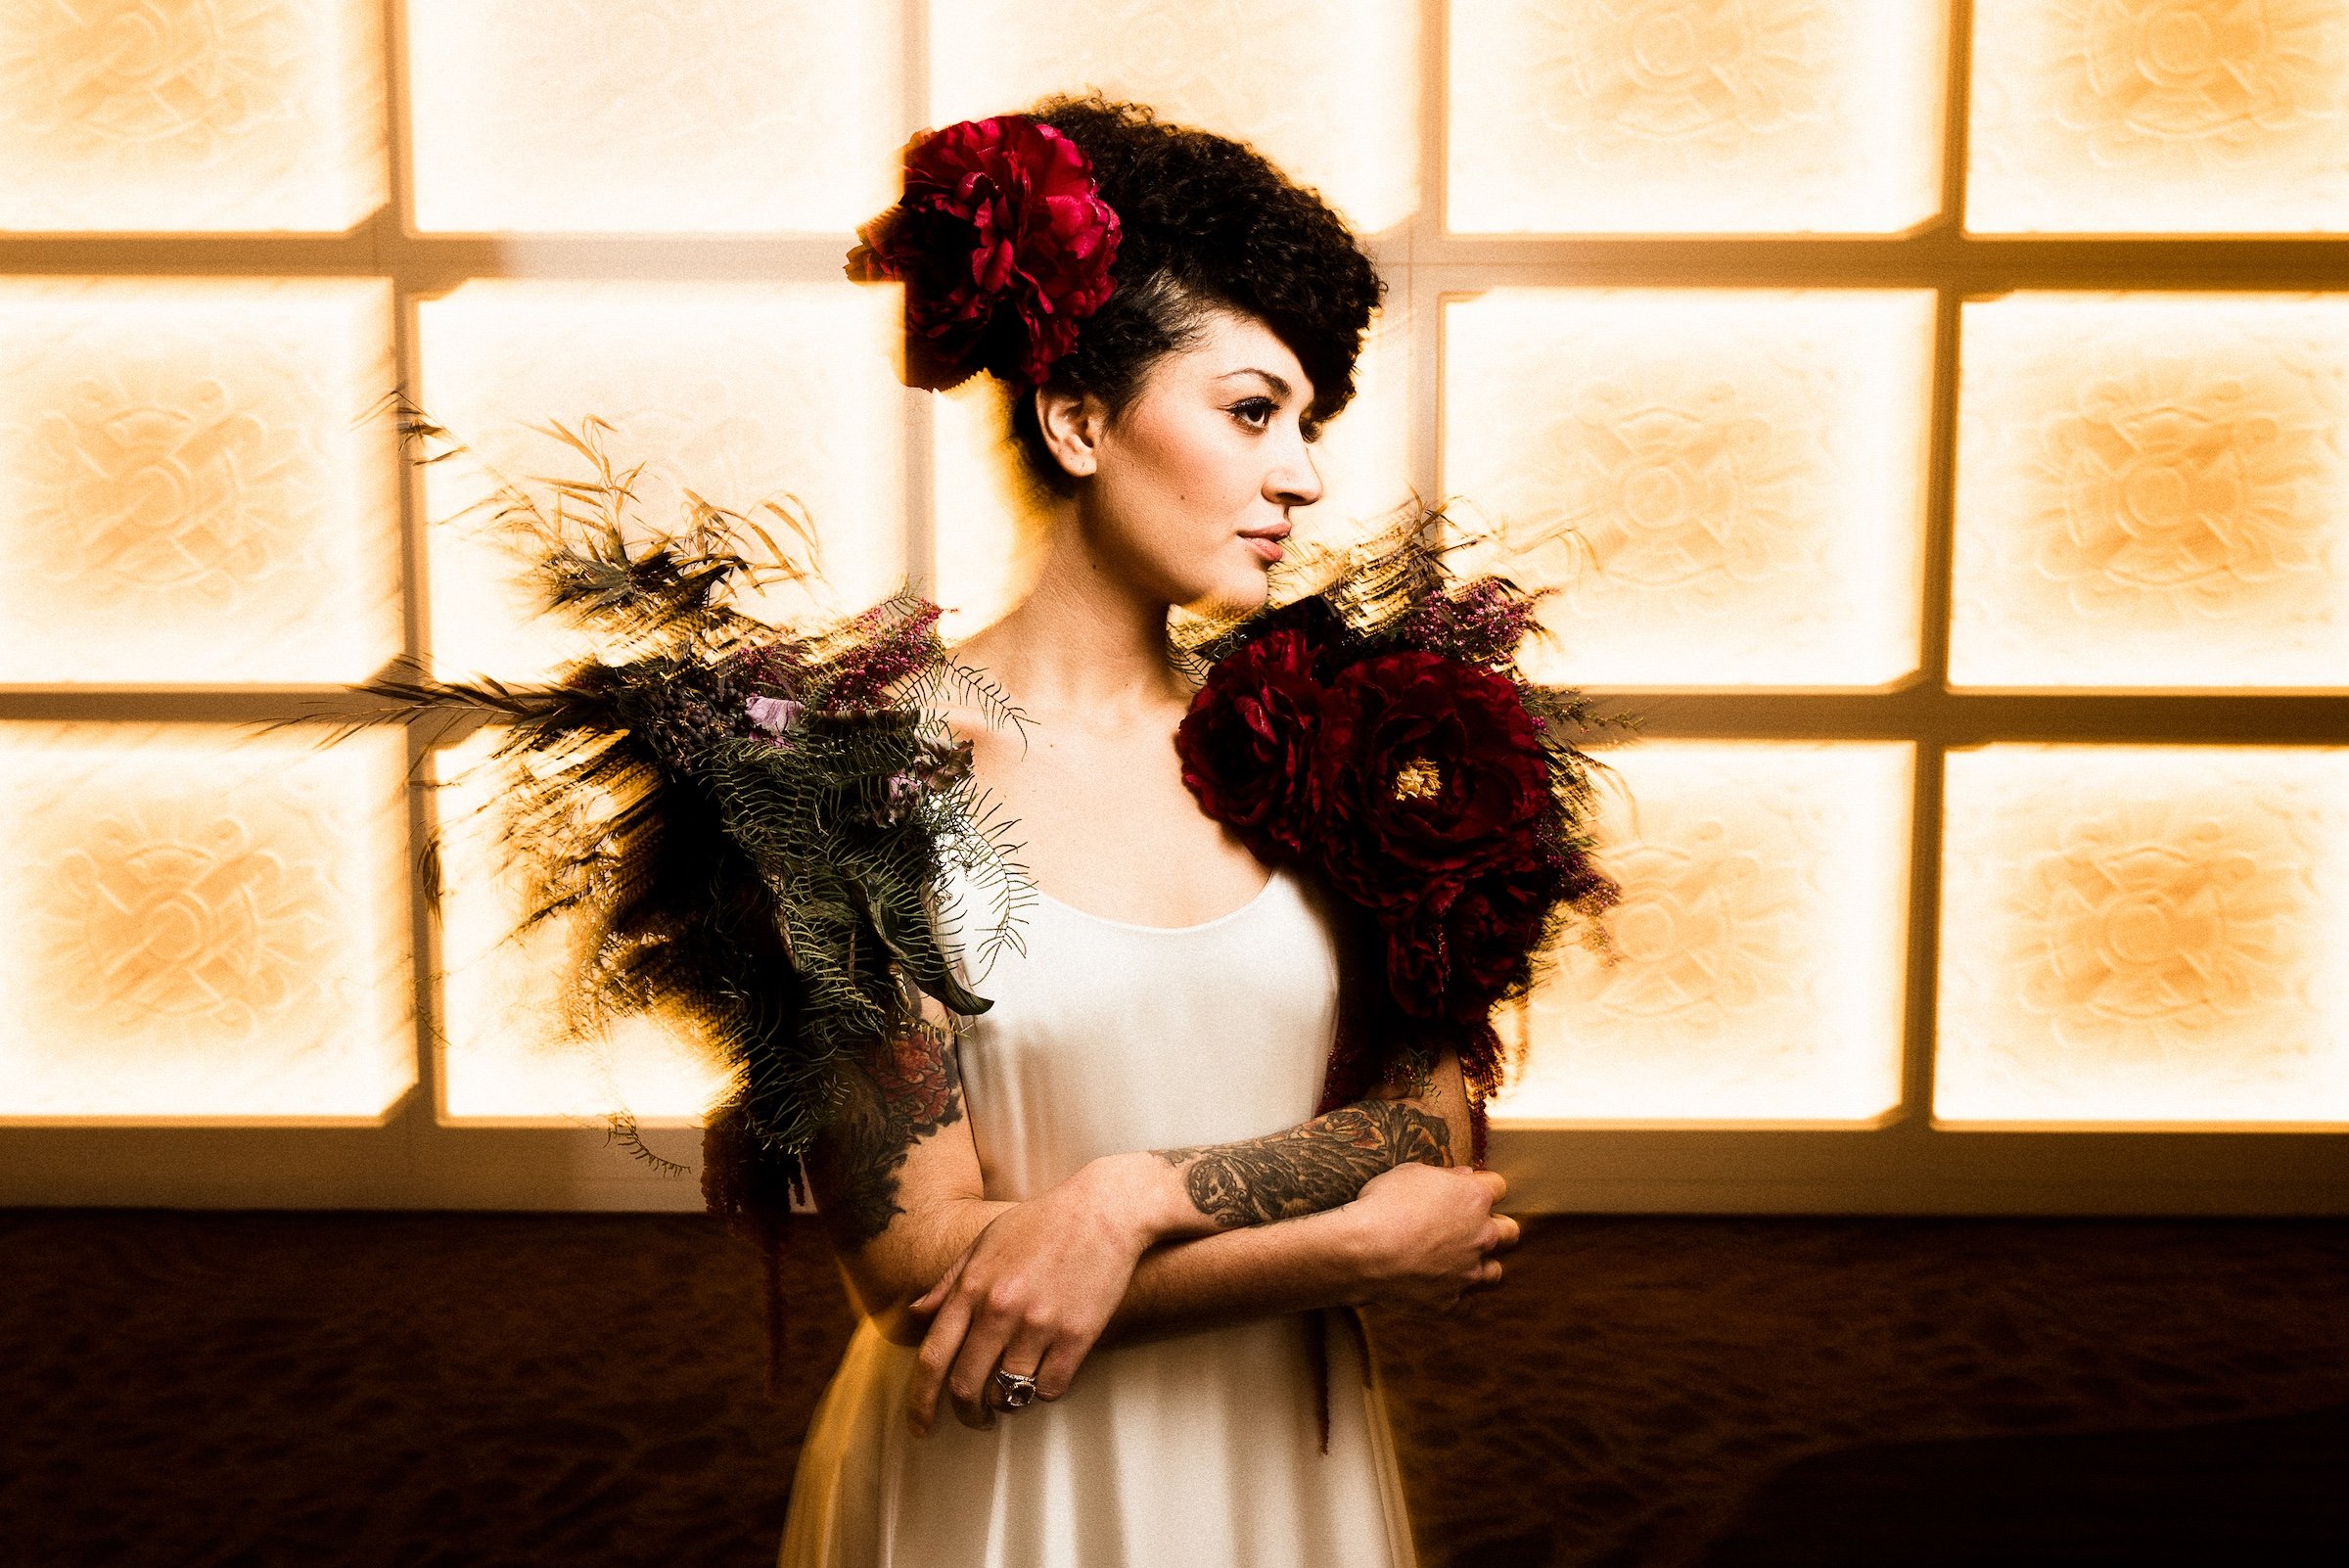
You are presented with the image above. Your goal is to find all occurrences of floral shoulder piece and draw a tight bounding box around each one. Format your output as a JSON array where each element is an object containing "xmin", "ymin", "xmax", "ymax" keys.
[
  {"xmin": 1172, "ymin": 505, "xmax": 1633, "ymax": 1166},
  {"xmin": 299, "ymin": 399, "xmax": 1036, "ymax": 1218}
]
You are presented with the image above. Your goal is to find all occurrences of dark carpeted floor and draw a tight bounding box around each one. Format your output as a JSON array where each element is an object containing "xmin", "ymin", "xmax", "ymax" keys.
[{"xmin": 5, "ymin": 1210, "xmax": 2345, "ymax": 1567}]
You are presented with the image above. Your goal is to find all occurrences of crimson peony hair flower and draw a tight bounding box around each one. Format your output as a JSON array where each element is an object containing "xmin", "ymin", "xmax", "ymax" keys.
[{"xmin": 845, "ymin": 114, "xmax": 1122, "ymax": 392}]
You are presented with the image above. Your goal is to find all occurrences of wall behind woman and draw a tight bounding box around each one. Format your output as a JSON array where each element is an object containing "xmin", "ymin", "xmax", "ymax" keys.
[{"xmin": 1, "ymin": 0, "xmax": 2343, "ymax": 1213}]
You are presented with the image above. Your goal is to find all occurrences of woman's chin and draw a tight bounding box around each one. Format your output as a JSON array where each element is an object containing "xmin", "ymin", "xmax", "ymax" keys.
[{"xmin": 1181, "ymin": 571, "xmax": 1274, "ymax": 621}]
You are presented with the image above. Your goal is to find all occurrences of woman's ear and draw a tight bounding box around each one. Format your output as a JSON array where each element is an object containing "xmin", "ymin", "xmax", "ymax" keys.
[{"xmin": 1034, "ymin": 384, "xmax": 1104, "ymax": 480}]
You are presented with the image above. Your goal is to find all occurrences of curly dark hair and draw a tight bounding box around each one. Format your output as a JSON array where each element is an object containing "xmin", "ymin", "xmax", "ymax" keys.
[{"xmin": 998, "ymin": 92, "xmax": 1388, "ymax": 498}]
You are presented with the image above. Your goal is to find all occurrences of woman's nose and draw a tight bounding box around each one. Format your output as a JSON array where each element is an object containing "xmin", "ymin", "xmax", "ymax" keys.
[{"xmin": 1269, "ymin": 444, "xmax": 1323, "ymax": 508}]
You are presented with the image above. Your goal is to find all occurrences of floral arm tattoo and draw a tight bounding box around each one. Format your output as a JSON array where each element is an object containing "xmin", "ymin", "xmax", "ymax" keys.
[
  {"xmin": 803, "ymin": 1024, "xmax": 965, "ymax": 1248},
  {"xmin": 1150, "ymin": 1088, "xmax": 1453, "ymax": 1231}
]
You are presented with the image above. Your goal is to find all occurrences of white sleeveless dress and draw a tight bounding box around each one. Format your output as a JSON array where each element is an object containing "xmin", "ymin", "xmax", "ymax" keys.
[{"xmin": 776, "ymin": 862, "xmax": 1419, "ymax": 1567}]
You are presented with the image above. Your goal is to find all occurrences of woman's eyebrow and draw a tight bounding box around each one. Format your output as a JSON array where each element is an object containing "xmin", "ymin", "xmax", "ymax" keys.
[{"xmin": 1216, "ymin": 367, "xmax": 1294, "ymax": 399}]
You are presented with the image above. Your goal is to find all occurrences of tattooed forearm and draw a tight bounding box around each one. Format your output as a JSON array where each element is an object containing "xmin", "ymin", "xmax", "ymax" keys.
[
  {"xmin": 803, "ymin": 1025, "xmax": 965, "ymax": 1248},
  {"xmin": 1150, "ymin": 1098, "xmax": 1452, "ymax": 1230}
]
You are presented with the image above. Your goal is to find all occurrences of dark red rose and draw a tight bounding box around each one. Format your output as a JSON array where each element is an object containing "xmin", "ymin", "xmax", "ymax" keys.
[
  {"xmin": 1384, "ymin": 853, "xmax": 1562, "ymax": 1023},
  {"xmin": 1175, "ymin": 628, "xmax": 1328, "ymax": 863},
  {"xmin": 844, "ymin": 115, "xmax": 1120, "ymax": 391},
  {"xmin": 1309, "ymin": 649, "xmax": 1550, "ymax": 910},
  {"xmin": 1241, "ymin": 592, "xmax": 1349, "ymax": 661}
]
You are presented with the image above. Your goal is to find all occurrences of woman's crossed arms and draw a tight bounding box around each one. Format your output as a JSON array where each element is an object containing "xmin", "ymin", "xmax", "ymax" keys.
[{"xmin": 802, "ymin": 994, "xmax": 1520, "ymax": 1436}]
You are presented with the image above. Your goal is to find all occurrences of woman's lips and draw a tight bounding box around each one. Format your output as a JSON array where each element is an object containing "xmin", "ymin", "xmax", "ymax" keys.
[{"xmin": 1245, "ymin": 535, "xmax": 1283, "ymax": 564}]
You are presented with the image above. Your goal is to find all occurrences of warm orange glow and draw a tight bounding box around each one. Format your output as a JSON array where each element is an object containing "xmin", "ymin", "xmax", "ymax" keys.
[
  {"xmin": 405, "ymin": 0, "xmax": 902, "ymax": 234},
  {"xmin": 1951, "ymin": 293, "xmax": 2349, "ymax": 691},
  {"xmin": 430, "ymin": 728, "xmax": 735, "ymax": 1125},
  {"xmin": 932, "ymin": 298, "xmax": 1415, "ymax": 640},
  {"xmin": 416, "ymin": 280, "xmax": 908, "ymax": 683},
  {"xmin": 1447, "ymin": 0, "xmax": 1949, "ymax": 234},
  {"xmin": 928, "ymin": 0, "xmax": 1422, "ymax": 234},
  {"xmin": 1936, "ymin": 745, "xmax": 2349, "ymax": 1128},
  {"xmin": 0, "ymin": 277, "xmax": 404, "ymax": 684},
  {"xmin": 0, "ymin": 0, "xmax": 386, "ymax": 233},
  {"xmin": 1967, "ymin": 0, "xmax": 2349, "ymax": 233},
  {"xmin": 0, "ymin": 723, "xmax": 414, "ymax": 1120},
  {"xmin": 1443, "ymin": 288, "xmax": 1934, "ymax": 688},
  {"xmin": 1490, "ymin": 741, "xmax": 1913, "ymax": 1125}
]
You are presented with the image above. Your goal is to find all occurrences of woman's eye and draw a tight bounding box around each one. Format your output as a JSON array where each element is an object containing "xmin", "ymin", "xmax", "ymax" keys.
[{"xmin": 1229, "ymin": 397, "xmax": 1276, "ymax": 430}]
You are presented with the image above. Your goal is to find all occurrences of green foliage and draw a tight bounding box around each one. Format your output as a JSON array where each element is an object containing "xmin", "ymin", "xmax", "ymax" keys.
[{"xmin": 296, "ymin": 394, "xmax": 1034, "ymax": 1178}]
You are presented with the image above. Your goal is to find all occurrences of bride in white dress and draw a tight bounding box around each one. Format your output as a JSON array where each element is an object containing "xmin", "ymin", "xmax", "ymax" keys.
[{"xmin": 777, "ymin": 94, "xmax": 1520, "ymax": 1567}]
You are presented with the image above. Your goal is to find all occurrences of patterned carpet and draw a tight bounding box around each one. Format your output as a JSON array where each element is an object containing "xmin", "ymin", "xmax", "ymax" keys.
[{"xmin": 5, "ymin": 1209, "xmax": 2345, "ymax": 1567}]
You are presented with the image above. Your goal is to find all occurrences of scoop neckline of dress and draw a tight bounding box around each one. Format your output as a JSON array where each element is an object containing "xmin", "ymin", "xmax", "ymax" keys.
[{"xmin": 1033, "ymin": 866, "xmax": 1283, "ymax": 935}]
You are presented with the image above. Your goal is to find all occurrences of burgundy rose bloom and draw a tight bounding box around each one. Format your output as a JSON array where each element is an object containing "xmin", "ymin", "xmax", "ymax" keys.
[
  {"xmin": 1384, "ymin": 853, "xmax": 1563, "ymax": 1023},
  {"xmin": 1309, "ymin": 649, "xmax": 1550, "ymax": 911},
  {"xmin": 1241, "ymin": 593, "xmax": 1349, "ymax": 661},
  {"xmin": 844, "ymin": 115, "xmax": 1121, "ymax": 391},
  {"xmin": 1174, "ymin": 628, "xmax": 1329, "ymax": 864}
]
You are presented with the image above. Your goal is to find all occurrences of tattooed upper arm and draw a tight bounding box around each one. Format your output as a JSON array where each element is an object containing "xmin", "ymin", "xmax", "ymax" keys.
[{"xmin": 802, "ymin": 993, "xmax": 985, "ymax": 1261}]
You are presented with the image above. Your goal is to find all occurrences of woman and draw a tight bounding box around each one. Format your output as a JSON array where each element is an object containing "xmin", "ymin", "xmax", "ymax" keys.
[{"xmin": 779, "ymin": 95, "xmax": 1520, "ymax": 1566}]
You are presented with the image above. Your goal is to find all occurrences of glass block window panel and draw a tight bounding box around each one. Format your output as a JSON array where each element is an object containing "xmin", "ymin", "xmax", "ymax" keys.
[
  {"xmin": 0, "ymin": 0, "xmax": 385, "ymax": 233},
  {"xmin": 1967, "ymin": 0, "xmax": 2349, "ymax": 234},
  {"xmin": 932, "ymin": 299, "xmax": 1415, "ymax": 639},
  {"xmin": 1951, "ymin": 294, "xmax": 2349, "ymax": 691},
  {"xmin": 1491, "ymin": 741, "xmax": 1913, "ymax": 1124},
  {"xmin": 1448, "ymin": 0, "xmax": 1948, "ymax": 234},
  {"xmin": 0, "ymin": 723, "xmax": 414, "ymax": 1120},
  {"xmin": 1443, "ymin": 288, "xmax": 1935, "ymax": 688},
  {"xmin": 406, "ymin": 0, "xmax": 901, "ymax": 234},
  {"xmin": 417, "ymin": 280, "xmax": 907, "ymax": 683},
  {"xmin": 0, "ymin": 278, "xmax": 403, "ymax": 685},
  {"xmin": 432, "ymin": 728, "xmax": 734, "ymax": 1124},
  {"xmin": 928, "ymin": 0, "xmax": 1421, "ymax": 234},
  {"xmin": 1937, "ymin": 745, "xmax": 2349, "ymax": 1128}
]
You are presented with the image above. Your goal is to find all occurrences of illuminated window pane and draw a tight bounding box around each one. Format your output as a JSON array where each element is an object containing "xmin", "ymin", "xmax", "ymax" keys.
[
  {"xmin": 0, "ymin": 0, "xmax": 385, "ymax": 233},
  {"xmin": 406, "ymin": 0, "xmax": 901, "ymax": 234},
  {"xmin": 928, "ymin": 0, "xmax": 1420, "ymax": 234},
  {"xmin": 417, "ymin": 280, "xmax": 907, "ymax": 683},
  {"xmin": 1491, "ymin": 741, "xmax": 1912, "ymax": 1124},
  {"xmin": 0, "ymin": 723, "xmax": 414, "ymax": 1120},
  {"xmin": 1449, "ymin": 0, "xmax": 1949, "ymax": 234},
  {"xmin": 1951, "ymin": 294, "xmax": 2349, "ymax": 691},
  {"xmin": 432, "ymin": 729, "xmax": 733, "ymax": 1124},
  {"xmin": 1442, "ymin": 288, "xmax": 1934, "ymax": 688},
  {"xmin": 1967, "ymin": 0, "xmax": 2349, "ymax": 234},
  {"xmin": 1936, "ymin": 745, "xmax": 2349, "ymax": 1128},
  {"xmin": 933, "ymin": 298, "xmax": 1414, "ymax": 640},
  {"xmin": 0, "ymin": 278, "xmax": 403, "ymax": 685}
]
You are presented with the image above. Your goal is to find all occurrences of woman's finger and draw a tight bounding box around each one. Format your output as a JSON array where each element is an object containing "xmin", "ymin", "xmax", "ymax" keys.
[
  {"xmin": 906, "ymin": 1291, "xmax": 976, "ymax": 1436},
  {"xmin": 944, "ymin": 1293, "xmax": 1025, "ymax": 1431},
  {"xmin": 993, "ymin": 1317, "xmax": 1060, "ymax": 1404},
  {"xmin": 911, "ymin": 1248, "xmax": 970, "ymax": 1316},
  {"xmin": 1032, "ymin": 1325, "xmax": 1103, "ymax": 1404}
]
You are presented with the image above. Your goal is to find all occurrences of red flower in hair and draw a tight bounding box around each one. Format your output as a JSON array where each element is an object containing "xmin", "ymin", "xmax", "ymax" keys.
[{"xmin": 845, "ymin": 115, "xmax": 1121, "ymax": 392}]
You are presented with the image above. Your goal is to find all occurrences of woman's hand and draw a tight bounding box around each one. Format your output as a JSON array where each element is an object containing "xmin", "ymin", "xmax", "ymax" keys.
[
  {"xmin": 902, "ymin": 1162, "xmax": 1158, "ymax": 1436},
  {"xmin": 1343, "ymin": 1162, "xmax": 1519, "ymax": 1312}
]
